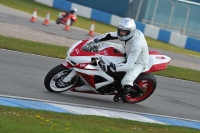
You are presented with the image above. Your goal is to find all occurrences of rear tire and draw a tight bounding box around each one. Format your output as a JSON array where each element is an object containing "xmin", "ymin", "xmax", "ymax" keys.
[
  {"xmin": 70, "ymin": 20, "xmax": 74, "ymax": 26},
  {"xmin": 44, "ymin": 64, "xmax": 78, "ymax": 92},
  {"xmin": 122, "ymin": 73, "xmax": 157, "ymax": 104}
]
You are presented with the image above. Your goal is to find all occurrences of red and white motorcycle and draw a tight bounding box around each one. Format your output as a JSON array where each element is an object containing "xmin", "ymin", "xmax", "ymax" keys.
[
  {"xmin": 44, "ymin": 38, "xmax": 171, "ymax": 103},
  {"xmin": 56, "ymin": 12, "xmax": 77, "ymax": 26}
]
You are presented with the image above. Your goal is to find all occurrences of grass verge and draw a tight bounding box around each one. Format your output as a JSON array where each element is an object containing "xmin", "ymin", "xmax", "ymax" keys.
[
  {"xmin": 0, "ymin": 105, "xmax": 199, "ymax": 133},
  {"xmin": 0, "ymin": 35, "xmax": 200, "ymax": 83}
]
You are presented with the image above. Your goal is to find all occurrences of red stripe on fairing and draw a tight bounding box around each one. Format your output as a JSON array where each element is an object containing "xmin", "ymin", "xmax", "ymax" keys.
[
  {"xmin": 74, "ymin": 63, "xmax": 98, "ymax": 70},
  {"xmin": 149, "ymin": 51, "xmax": 162, "ymax": 55},
  {"xmin": 77, "ymin": 72, "xmax": 96, "ymax": 89},
  {"xmin": 69, "ymin": 39, "xmax": 124, "ymax": 57},
  {"xmin": 145, "ymin": 62, "xmax": 170, "ymax": 73},
  {"xmin": 62, "ymin": 62, "xmax": 73, "ymax": 68}
]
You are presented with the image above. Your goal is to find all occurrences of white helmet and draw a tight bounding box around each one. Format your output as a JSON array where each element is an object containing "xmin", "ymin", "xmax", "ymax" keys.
[
  {"xmin": 73, "ymin": 8, "xmax": 77, "ymax": 12},
  {"xmin": 117, "ymin": 18, "xmax": 136, "ymax": 41}
]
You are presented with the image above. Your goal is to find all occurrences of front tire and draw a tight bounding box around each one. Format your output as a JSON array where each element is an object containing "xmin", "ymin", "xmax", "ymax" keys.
[
  {"xmin": 56, "ymin": 18, "xmax": 62, "ymax": 24},
  {"xmin": 44, "ymin": 64, "xmax": 78, "ymax": 92},
  {"xmin": 122, "ymin": 73, "xmax": 157, "ymax": 104}
]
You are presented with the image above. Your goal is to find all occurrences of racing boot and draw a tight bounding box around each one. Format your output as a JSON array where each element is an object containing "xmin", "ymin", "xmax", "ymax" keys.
[
  {"xmin": 124, "ymin": 85, "xmax": 132, "ymax": 93},
  {"xmin": 113, "ymin": 85, "xmax": 133, "ymax": 102},
  {"xmin": 113, "ymin": 88, "xmax": 124, "ymax": 102},
  {"xmin": 124, "ymin": 85, "xmax": 139, "ymax": 98}
]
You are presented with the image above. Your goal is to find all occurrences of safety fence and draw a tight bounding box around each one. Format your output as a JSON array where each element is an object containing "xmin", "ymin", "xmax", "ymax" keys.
[
  {"xmin": 35, "ymin": 0, "xmax": 200, "ymax": 53},
  {"xmin": 129, "ymin": 0, "xmax": 200, "ymax": 40}
]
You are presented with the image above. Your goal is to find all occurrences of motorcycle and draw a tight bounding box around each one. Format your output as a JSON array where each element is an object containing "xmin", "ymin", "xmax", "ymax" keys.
[
  {"xmin": 44, "ymin": 38, "xmax": 171, "ymax": 104},
  {"xmin": 56, "ymin": 12, "xmax": 77, "ymax": 26}
]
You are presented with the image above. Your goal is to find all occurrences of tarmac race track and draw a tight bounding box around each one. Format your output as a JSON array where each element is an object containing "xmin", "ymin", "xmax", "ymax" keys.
[
  {"xmin": 0, "ymin": 4, "xmax": 200, "ymax": 125},
  {"xmin": 0, "ymin": 48, "xmax": 200, "ymax": 122}
]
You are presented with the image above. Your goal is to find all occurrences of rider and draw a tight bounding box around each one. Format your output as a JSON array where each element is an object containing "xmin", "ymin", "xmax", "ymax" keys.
[
  {"xmin": 63, "ymin": 8, "xmax": 77, "ymax": 25},
  {"xmin": 69, "ymin": 8, "xmax": 77, "ymax": 14},
  {"xmin": 65, "ymin": 8, "xmax": 77, "ymax": 15},
  {"xmin": 93, "ymin": 18, "xmax": 149, "ymax": 101}
]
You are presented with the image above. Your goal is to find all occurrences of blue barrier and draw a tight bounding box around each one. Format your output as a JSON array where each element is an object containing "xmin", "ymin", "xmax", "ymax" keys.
[
  {"xmin": 158, "ymin": 29, "xmax": 171, "ymax": 43},
  {"xmin": 185, "ymin": 37, "xmax": 200, "ymax": 52},
  {"xmin": 91, "ymin": 9, "xmax": 111, "ymax": 24},
  {"xmin": 136, "ymin": 22, "xmax": 145, "ymax": 33},
  {"xmin": 53, "ymin": 0, "xmax": 71, "ymax": 11}
]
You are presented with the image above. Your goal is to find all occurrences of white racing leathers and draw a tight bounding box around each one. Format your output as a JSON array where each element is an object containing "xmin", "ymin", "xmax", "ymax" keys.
[{"xmin": 97, "ymin": 30, "xmax": 149, "ymax": 87}]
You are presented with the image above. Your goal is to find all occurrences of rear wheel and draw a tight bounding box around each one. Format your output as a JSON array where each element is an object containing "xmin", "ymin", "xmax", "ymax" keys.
[
  {"xmin": 122, "ymin": 73, "xmax": 157, "ymax": 104},
  {"xmin": 44, "ymin": 64, "xmax": 79, "ymax": 92},
  {"xmin": 70, "ymin": 20, "xmax": 74, "ymax": 26}
]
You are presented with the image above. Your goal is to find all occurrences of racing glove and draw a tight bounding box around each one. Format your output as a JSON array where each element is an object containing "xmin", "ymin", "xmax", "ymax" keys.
[
  {"xmin": 93, "ymin": 38, "xmax": 99, "ymax": 43},
  {"xmin": 101, "ymin": 63, "xmax": 116, "ymax": 73}
]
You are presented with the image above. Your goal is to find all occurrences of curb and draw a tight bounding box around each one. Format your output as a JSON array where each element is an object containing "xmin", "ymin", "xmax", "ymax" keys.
[{"xmin": 0, "ymin": 95, "xmax": 200, "ymax": 130}]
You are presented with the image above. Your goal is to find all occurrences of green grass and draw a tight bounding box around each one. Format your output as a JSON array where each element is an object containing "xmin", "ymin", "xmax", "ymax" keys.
[
  {"xmin": 0, "ymin": 35, "xmax": 68, "ymax": 59},
  {"xmin": 153, "ymin": 65, "xmax": 200, "ymax": 82},
  {"xmin": 146, "ymin": 37, "xmax": 200, "ymax": 58},
  {"xmin": 0, "ymin": 35, "xmax": 200, "ymax": 83},
  {"xmin": 0, "ymin": 105, "xmax": 199, "ymax": 133}
]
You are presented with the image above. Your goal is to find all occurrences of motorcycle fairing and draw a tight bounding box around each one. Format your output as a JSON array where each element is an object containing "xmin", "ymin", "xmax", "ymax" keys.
[
  {"xmin": 74, "ymin": 64, "xmax": 114, "ymax": 90},
  {"xmin": 144, "ymin": 54, "xmax": 171, "ymax": 72}
]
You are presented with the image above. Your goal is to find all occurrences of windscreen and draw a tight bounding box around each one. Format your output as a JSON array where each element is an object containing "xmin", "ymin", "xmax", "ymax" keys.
[{"xmin": 82, "ymin": 40, "xmax": 100, "ymax": 52}]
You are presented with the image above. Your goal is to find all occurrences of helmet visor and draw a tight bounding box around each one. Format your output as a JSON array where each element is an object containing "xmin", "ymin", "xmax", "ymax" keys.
[{"xmin": 117, "ymin": 29, "xmax": 130, "ymax": 36}]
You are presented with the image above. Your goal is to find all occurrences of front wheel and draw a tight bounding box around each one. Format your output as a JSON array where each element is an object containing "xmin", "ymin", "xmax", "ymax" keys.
[
  {"xmin": 56, "ymin": 18, "xmax": 62, "ymax": 24},
  {"xmin": 122, "ymin": 73, "xmax": 157, "ymax": 104},
  {"xmin": 44, "ymin": 64, "xmax": 79, "ymax": 92}
]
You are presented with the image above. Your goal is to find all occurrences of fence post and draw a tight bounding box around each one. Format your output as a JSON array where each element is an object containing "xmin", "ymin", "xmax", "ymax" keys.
[
  {"xmin": 135, "ymin": 0, "xmax": 143, "ymax": 21},
  {"xmin": 183, "ymin": 4, "xmax": 190, "ymax": 34},
  {"xmin": 151, "ymin": 0, "xmax": 159, "ymax": 25},
  {"xmin": 167, "ymin": 0, "xmax": 175, "ymax": 30}
]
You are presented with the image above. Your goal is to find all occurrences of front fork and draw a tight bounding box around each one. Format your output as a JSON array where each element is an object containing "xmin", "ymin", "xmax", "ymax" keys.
[{"xmin": 62, "ymin": 70, "xmax": 76, "ymax": 83}]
